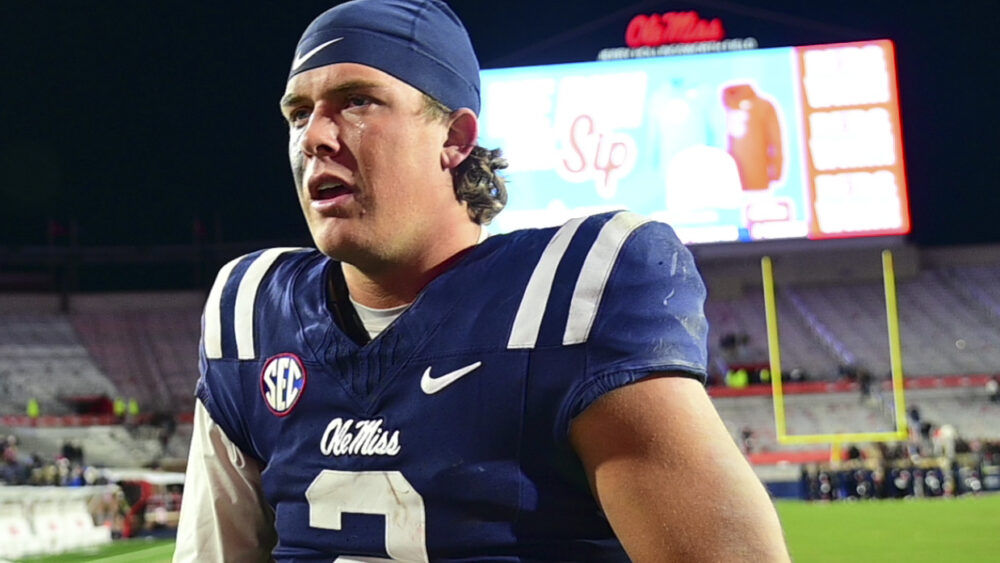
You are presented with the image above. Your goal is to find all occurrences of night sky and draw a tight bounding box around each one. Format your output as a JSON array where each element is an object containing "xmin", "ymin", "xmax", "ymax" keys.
[{"xmin": 1, "ymin": 0, "xmax": 997, "ymax": 250}]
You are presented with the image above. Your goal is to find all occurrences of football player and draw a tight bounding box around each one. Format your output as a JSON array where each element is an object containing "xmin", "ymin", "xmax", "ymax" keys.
[{"xmin": 173, "ymin": 0, "xmax": 790, "ymax": 561}]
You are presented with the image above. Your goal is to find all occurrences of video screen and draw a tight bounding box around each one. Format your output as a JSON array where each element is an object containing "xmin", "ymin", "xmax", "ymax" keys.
[{"xmin": 479, "ymin": 39, "xmax": 909, "ymax": 244}]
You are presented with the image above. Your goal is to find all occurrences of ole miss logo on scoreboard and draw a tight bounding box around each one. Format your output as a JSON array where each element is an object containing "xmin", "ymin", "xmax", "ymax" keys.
[{"xmin": 626, "ymin": 11, "xmax": 725, "ymax": 48}]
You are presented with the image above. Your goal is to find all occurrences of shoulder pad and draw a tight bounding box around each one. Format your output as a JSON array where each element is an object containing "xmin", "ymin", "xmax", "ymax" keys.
[
  {"xmin": 202, "ymin": 247, "xmax": 310, "ymax": 361},
  {"xmin": 508, "ymin": 211, "xmax": 652, "ymax": 349}
]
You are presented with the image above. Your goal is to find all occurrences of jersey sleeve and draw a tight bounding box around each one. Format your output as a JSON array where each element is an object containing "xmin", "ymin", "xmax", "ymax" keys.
[
  {"xmin": 178, "ymin": 247, "xmax": 308, "ymax": 561},
  {"xmin": 557, "ymin": 212, "xmax": 709, "ymax": 434},
  {"xmin": 194, "ymin": 251, "xmax": 259, "ymax": 459},
  {"xmin": 173, "ymin": 399, "xmax": 276, "ymax": 563},
  {"xmin": 194, "ymin": 247, "xmax": 311, "ymax": 461}
]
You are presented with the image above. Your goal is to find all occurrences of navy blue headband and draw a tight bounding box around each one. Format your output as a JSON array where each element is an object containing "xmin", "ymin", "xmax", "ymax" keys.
[{"xmin": 289, "ymin": 0, "xmax": 481, "ymax": 115}]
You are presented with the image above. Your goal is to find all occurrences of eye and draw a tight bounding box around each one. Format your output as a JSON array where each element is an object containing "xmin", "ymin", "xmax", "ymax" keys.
[
  {"xmin": 287, "ymin": 107, "xmax": 311, "ymax": 127},
  {"xmin": 345, "ymin": 95, "xmax": 372, "ymax": 109}
]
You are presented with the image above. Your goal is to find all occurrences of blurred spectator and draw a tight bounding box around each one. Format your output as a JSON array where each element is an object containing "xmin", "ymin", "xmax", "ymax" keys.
[
  {"xmin": 26, "ymin": 397, "xmax": 40, "ymax": 423},
  {"xmin": 740, "ymin": 426, "xmax": 755, "ymax": 454},
  {"xmin": 3, "ymin": 435, "xmax": 18, "ymax": 464},
  {"xmin": 93, "ymin": 489, "xmax": 129, "ymax": 539},
  {"xmin": 719, "ymin": 331, "xmax": 754, "ymax": 363},
  {"xmin": 725, "ymin": 368, "xmax": 749, "ymax": 388},
  {"xmin": 908, "ymin": 405, "xmax": 922, "ymax": 443},
  {"xmin": 933, "ymin": 424, "xmax": 958, "ymax": 460},
  {"xmin": 817, "ymin": 469, "xmax": 836, "ymax": 501},
  {"xmin": 61, "ymin": 440, "xmax": 85, "ymax": 465},
  {"xmin": 127, "ymin": 397, "xmax": 140, "ymax": 419},
  {"xmin": 113, "ymin": 396, "xmax": 126, "ymax": 421},
  {"xmin": 153, "ymin": 412, "xmax": 178, "ymax": 454},
  {"xmin": 125, "ymin": 397, "xmax": 141, "ymax": 433},
  {"xmin": 787, "ymin": 368, "xmax": 808, "ymax": 383},
  {"xmin": 987, "ymin": 376, "xmax": 1000, "ymax": 403},
  {"xmin": 857, "ymin": 368, "xmax": 874, "ymax": 404},
  {"xmin": 919, "ymin": 421, "xmax": 934, "ymax": 454},
  {"xmin": 759, "ymin": 368, "xmax": 771, "ymax": 384},
  {"xmin": 838, "ymin": 363, "xmax": 857, "ymax": 382},
  {"xmin": 858, "ymin": 370, "xmax": 871, "ymax": 393}
]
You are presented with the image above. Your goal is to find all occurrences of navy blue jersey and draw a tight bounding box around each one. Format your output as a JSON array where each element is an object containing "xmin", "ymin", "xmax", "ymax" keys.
[{"xmin": 196, "ymin": 211, "xmax": 708, "ymax": 561}]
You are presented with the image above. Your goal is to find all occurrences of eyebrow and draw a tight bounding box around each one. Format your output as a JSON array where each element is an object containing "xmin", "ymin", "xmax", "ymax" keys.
[{"xmin": 279, "ymin": 79, "xmax": 384, "ymax": 109}]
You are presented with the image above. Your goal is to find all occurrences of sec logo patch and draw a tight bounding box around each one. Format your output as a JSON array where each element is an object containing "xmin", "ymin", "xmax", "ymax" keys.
[{"xmin": 261, "ymin": 353, "xmax": 307, "ymax": 416}]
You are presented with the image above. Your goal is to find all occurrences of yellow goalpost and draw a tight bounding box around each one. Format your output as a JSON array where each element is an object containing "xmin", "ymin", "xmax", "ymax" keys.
[{"xmin": 760, "ymin": 250, "xmax": 909, "ymax": 460}]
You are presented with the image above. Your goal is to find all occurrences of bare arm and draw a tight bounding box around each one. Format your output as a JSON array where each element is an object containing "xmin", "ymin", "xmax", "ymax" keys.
[
  {"xmin": 570, "ymin": 375, "xmax": 790, "ymax": 562},
  {"xmin": 173, "ymin": 399, "xmax": 276, "ymax": 563}
]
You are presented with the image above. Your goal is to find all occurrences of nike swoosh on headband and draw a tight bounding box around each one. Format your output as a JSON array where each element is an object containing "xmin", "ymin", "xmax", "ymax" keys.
[{"xmin": 291, "ymin": 37, "xmax": 344, "ymax": 72}]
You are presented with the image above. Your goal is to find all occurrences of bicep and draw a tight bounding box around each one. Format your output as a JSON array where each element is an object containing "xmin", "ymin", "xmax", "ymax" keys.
[
  {"xmin": 174, "ymin": 399, "xmax": 276, "ymax": 563},
  {"xmin": 569, "ymin": 375, "xmax": 789, "ymax": 563}
]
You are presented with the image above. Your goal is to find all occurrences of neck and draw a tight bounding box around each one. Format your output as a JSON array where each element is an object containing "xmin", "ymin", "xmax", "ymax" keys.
[{"xmin": 342, "ymin": 222, "xmax": 482, "ymax": 308}]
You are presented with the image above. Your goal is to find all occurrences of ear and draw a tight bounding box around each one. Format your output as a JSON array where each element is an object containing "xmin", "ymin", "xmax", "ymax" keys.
[{"xmin": 440, "ymin": 108, "xmax": 478, "ymax": 171}]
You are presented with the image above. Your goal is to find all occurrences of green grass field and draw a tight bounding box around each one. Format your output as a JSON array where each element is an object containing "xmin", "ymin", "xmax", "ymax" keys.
[
  {"xmin": 778, "ymin": 494, "xmax": 1000, "ymax": 562},
  {"xmin": 15, "ymin": 538, "xmax": 175, "ymax": 563},
  {"xmin": 16, "ymin": 494, "xmax": 1000, "ymax": 562}
]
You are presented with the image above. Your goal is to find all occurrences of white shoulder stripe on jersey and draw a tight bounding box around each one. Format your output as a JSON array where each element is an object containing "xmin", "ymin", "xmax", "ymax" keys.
[
  {"xmin": 507, "ymin": 217, "xmax": 586, "ymax": 349},
  {"xmin": 235, "ymin": 248, "xmax": 305, "ymax": 360},
  {"xmin": 564, "ymin": 212, "xmax": 650, "ymax": 345},
  {"xmin": 203, "ymin": 256, "xmax": 244, "ymax": 360}
]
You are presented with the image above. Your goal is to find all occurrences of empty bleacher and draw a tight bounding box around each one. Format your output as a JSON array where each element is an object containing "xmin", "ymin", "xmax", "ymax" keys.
[
  {"xmin": 697, "ymin": 245, "xmax": 1000, "ymax": 457},
  {"xmin": 705, "ymin": 290, "xmax": 844, "ymax": 379},
  {"xmin": 69, "ymin": 292, "xmax": 203, "ymax": 413},
  {"xmin": 905, "ymin": 385, "xmax": 1000, "ymax": 441},
  {"xmin": 0, "ymin": 313, "xmax": 117, "ymax": 415},
  {"xmin": 11, "ymin": 424, "xmax": 168, "ymax": 468},
  {"xmin": 940, "ymin": 263, "xmax": 1000, "ymax": 323},
  {"xmin": 714, "ymin": 390, "xmax": 899, "ymax": 453},
  {"xmin": 706, "ymin": 259, "xmax": 1000, "ymax": 380},
  {"xmin": 1, "ymin": 243, "xmax": 999, "ymax": 471}
]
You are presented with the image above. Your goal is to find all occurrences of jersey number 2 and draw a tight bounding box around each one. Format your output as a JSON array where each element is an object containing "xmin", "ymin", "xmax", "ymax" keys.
[{"xmin": 305, "ymin": 470, "xmax": 429, "ymax": 562}]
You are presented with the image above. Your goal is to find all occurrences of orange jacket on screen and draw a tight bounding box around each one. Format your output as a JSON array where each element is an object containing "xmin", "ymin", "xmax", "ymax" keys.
[{"xmin": 723, "ymin": 84, "xmax": 783, "ymax": 191}]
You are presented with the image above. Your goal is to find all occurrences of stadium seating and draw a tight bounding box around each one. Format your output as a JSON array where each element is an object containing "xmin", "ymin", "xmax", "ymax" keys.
[
  {"xmin": 0, "ymin": 314, "xmax": 116, "ymax": 416},
  {"xmin": 705, "ymin": 290, "xmax": 845, "ymax": 379},
  {"xmin": 942, "ymin": 263, "xmax": 1000, "ymax": 321},
  {"xmin": 70, "ymin": 293, "xmax": 202, "ymax": 413},
  {"xmin": 714, "ymin": 390, "xmax": 899, "ymax": 454},
  {"xmin": 10, "ymin": 424, "xmax": 169, "ymax": 469},
  {"xmin": 905, "ymin": 386, "xmax": 1000, "ymax": 440},
  {"xmin": 1, "ymin": 248, "xmax": 999, "ymax": 477},
  {"xmin": 705, "ymin": 262, "xmax": 1000, "ymax": 381}
]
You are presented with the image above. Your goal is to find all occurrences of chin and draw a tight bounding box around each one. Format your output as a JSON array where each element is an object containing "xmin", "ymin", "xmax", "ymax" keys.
[
  {"xmin": 311, "ymin": 233, "xmax": 360, "ymax": 263},
  {"xmin": 306, "ymin": 219, "xmax": 346, "ymax": 254},
  {"xmin": 307, "ymin": 227, "xmax": 340, "ymax": 256},
  {"xmin": 313, "ymin": 238, "xmax": 347, "ymax": 260}
]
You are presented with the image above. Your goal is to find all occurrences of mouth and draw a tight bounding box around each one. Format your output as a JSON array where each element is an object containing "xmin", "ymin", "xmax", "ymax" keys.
[
  {"xmin": 313, "ymin": 181, "xmax": 351, "ymax": 201},
  {"xmin": 306, "ymin": 175, "xmax": 356, "ymax": 216}
]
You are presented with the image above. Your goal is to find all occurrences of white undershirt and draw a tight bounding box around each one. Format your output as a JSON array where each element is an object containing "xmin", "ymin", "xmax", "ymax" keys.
[{"xmin": 350, "ymin": 297, "xmax": 410, "ymax": 339}]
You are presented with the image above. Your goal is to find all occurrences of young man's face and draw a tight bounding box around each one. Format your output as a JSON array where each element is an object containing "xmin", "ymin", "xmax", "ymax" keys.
[{"xmin": 280, "ymin": 63, "xmax": 460, "ymax": 267}]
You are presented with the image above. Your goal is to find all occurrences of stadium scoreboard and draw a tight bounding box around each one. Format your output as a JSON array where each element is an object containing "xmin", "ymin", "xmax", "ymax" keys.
[{"xmin": 479, "ymin": 39, "xmax": 909, "ymax": 246}]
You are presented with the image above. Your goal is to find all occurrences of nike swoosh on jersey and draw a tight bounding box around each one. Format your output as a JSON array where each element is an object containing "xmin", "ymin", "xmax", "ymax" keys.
[
  {"xmin": 291, "ymin": 37, "xmax": 344, "ymax": 72},
  {"xmin": 420, "ymin": 362, "xmax": 482, "ymax": 395}
]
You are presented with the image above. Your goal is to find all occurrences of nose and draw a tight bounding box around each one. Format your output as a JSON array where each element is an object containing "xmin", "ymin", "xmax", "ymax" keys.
[{"xmin": 300, "ymin": 112, "xmax": 340, "ymax": 157}]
